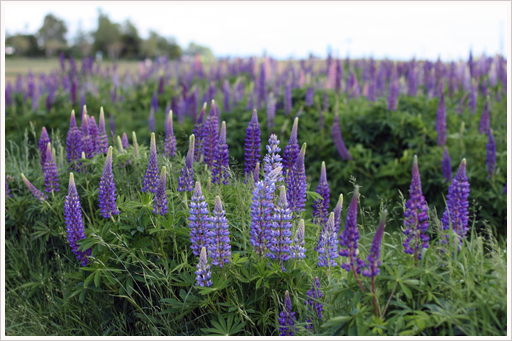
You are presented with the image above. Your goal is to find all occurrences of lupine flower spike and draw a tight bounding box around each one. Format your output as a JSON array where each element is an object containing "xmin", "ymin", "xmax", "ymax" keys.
[
  {"xmin": 193, "ymin": 103, "xmax": 207, "ymax": 161},
  {"xmin": 250, "ymin": 167, "xmax": 282, "ymax": 257},
  {"xmin": 64, "ymin": 173, "xmax": 91, "ymax": 266},
  {"xmin": 441, "ymin": 159, "xmax": 470, "ymax": 250},
  {"xmin": 142, "ymin": 133, "xmax": 159, "ymax": 193},
  {"xmin": 43, "ymin": 143, "xmax": 59, "ymax": 193},
  {"xmin": 21, "ymin": 173, "xmax": 47, "ymax": 203},
  {"xmin": 339, "ymin": 186, "xmax": 366, "ymax": 291},
  {"xmin": 132, "ymin": 131, "xmax": 139, "ymax": 157},
  {"xmin": 253, "ymin": 162, "xmax": 260, "ymax": 184},
  {"xmin": 287, "ymin": 143, "xmax": 307, "ymax": 214},
  {"xmin": 282, "ymin": 117, "xmax": 300, "ymax": 176},
  {"xmin": 153, "ymin": 166, "xmax": 168, "ymax": 215},
  {"xmin": 88, "ymin": 116, "xmax": 99, "ymax": 153},
  {"xmin": 263, "ymin": 134, "xmax": 284, "ymax": 180},
  {"xmin": 332, "ymin": 114, "xmax": 352, "ymax": 160},
  {"xmin": 244, "ymin": 109, "xmax": 261, "ymax": 179},
  {"xmin": 266, "ymin": 186, "xmax": 292, "ymax": 271},
  {"xmin": 189, "ymin": 181, "xmax": 211, "ymax": 256},
  {"xmin": 363, "ymin": 210, "xmax": 387, "ymax": 318},
  {"xmin": 39, "ymin": 127, "xmax": 51, "ymax": 167},
  {"xmin": 164, "ymin": 110, "xmax": 177, "ymax": 157},
  {"xmin": 97, "ymin": 107, "xmax": 109, "ymax": 154},
  {"xmin": 290, "ymin": 219, "xmax": 306, "ymax": 260},
  {"xmin": 317, "ymin": 212, "xmax": 339, "ymax": 268},
  {"xmin": 486, "ymin": 128, "xmax": 496, "ymax": 178},
  {"xmin": 212, "ymin": 121, "xmax": 229, "ymax": 185},
  {"xmin": 207, "ymin": 196, "xmax": 231, "ymax": 267},
  {"xmin": 305, "ymin": 277, "xmax": 323, "ymax": 331},
  {"xmin": 81, "ymin": 114, "xmax": 95, "ymax": 159},
  {"xmin": 278, "ymin": 291, "xmax": 296, "ymax": 336},
  {"xmin": 442, "ymin": 147, "xmax": 452, "ymax": 183},
  {"xmin": 195, "ymin": 247, "xmax": 212, "ymax": 287},
  {"xmin": 436, "ymin": 92, "xmax": 447, "ymax": 146},
  {"xmin": 203, "ymin": 100, "xmax": 219, "ymax": 169},
  {"xmin": 98, "ymin": 147, "xmax": 119, "ymax": 218},
  {"xmin": 122, "ymin": 133, "xmax": 130, "ymax": 150},
  {"xmin": 178, "ymin": 135, "xmax": 195, "ymax": 192},
  {"xmin": 66, "ymin": 110, "xmax": 83, "ymax": 168},
  {"xmin": 403, "ymin": 155, "xmax": 430, "ymax": 260},
  {"xmin": 312, "ymin": 161, "xmax": 330, "ymax": 225},
  {"xmin": 333, "ymin": 194, "xmax": 344, "ymax": 234}
]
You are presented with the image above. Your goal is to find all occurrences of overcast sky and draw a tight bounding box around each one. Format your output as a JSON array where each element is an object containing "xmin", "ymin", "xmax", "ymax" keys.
[{"xmin": 3, "ymin": 1, "xmax": 510, "ymax": 60}]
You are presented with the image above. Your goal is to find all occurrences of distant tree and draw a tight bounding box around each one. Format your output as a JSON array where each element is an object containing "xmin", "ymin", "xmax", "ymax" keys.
[
  {"xmin": 73, "ymin": 20, "xmax": 93, "ymax": 56},
  {"xmin": 6, "ymin": 34, "xmax": 44, "ymax": 57},
  {"xmin": 120, "ymin": 20, "xmax": 141, "ymax": 59},
  {"xmin": 92, "ymin": 10, "xmax": 123, "ymax": 60},
  {"xmin": 37, "ymin": 13, "xmax": 68, "ymax": 57},
  {"xmin": 183, "ymin": 42, "xmax": 214, "ymax": 61},
  {"xmin": 141, "ymin": 31, "xmax": 181, "ymax": 60}
]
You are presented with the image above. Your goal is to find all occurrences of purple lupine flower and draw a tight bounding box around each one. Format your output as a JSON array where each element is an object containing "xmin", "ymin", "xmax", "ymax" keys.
[
  {"xmin": 263, "ymin": 134, "xmax": 284, "ymax": 180},
  {"xmin": 122, "ymin": 133, "xmax": 129, "ymax": 150},
  {"xmin": 442, "ymin": 147, "xmax": 452, "ymax": 183},
  {"xmin": 333, "ymin": 194, "xmax": 344, "ymax": 234},
  {"xmin": 64, "ymin": 173, "xmax": 91, "ymax": 266},
  {"xmin": 250, "ymin": 167, "xmax": 282, "ymax": 257},
  {"xmin": 317, "ymin": 212, "xmax": 339, "ymax": 267},
  {"xmin": 305, "ymin": 87, "xmax": 314, "ymax": 107},
  {"xmin": 441, "ymin": 159, "xmax": 470, "ymax": 248},
  {"xmin": 402, "ymin": 156, "xmax": 429, "ymax": 260},
  {"xmin": 287, "ymin": 143, "xmax": 307, "ymax": 214},
  {"xmin": 151, "ymin": 91, "xmax": 158, "ymax": 112},
  {"xmin": 278, "ymin": 291, "xmax": 296, "ymax": 336},
  {"xmin": 339, "ymin": 186, "xmax": 365, "ymax": 274},
  {"xmin": 39, "ymin": 127, "xmax": 51, "ymax": 167},
  {"xmin": 468, "ymin": 80, "xmax": 477, "ymax": 114},
  {"xmin": 282, "ymin": 117, "xmax": 300, "ymax": 176},
  {"xmin": 212, "ymin": 121, "xmax": 229, "ymax": 185},
  {"xmin": 362, "ymin": 210, "xmax": 387, "ymax": 277},
  {"xmin": 142, "ymin": 133, "xmax": 159, "ymax": 193},
  {"xmin": 203, "ymin": 100, "xmax": 219, "ymax": 169},
  {"xmin": 98, "ymin": 147, "xmax": 120, "ymax": 218},
  {"xmin": 266, "ymin": 186, "xmax": 293, "ymax": 271},
  {"xmin": 5, "ymin": 178, "xmax": 13, "ymax": 198},
  {"xmin": 148, "ymin": 108, "xmax": 156, "ymax": 133},
  {"xmin": 486, "ymin": 129, "xmax": 496, "ymax": 178},
  {"xmin": 290, "ymin": 219, "xmax": 306, "ymax": 259},
  {"xmin": 387, "ymin": 66, "xmax": 398, "ymax": 111},
  {"xmin": 43, "ymin": 143, "xmax": 59, "ymax": 193},
  {"xmin": 244, "ymin": 109, "xmax": 261, "ymax": 178},
  {"xmin": 193, "ymin": 103, "xmax": 207, "ymax": 161},
  {"xmin": 189, "ymin": 181, "xmax": 211, "ymax": 256},
  {"xmin": 97, "ymin": 108, "xmax": 109, "ymax": 154},
  {"xmin": 222, "ymin": 79, "xmax": 231, "ymax": 112},
  {"xmin": 332, "ymin": 114, "xmax": 353, "ymax": 161},
  {"xmin": 81, "ymin": 114, "xmax": 95, "ymax": 159},
  {"xmin": 88, "ymin": 116, "xmax": 99, "ymax": 154},
  {"xmin": 284, "ymin": 83, "xmax": 292, "ymax": 115},
  {"xmin": 66, "ymin": 110, "xmax": 83, "ymax": 168},
  {"xmin": 408, "ymin": 59, "xmax": 417, "ymax": 97},
  {"xmin": 305, "ymin": 277, "xmax": 323, "ymax": 331},
  {"xmin": 312, "ymin": 161, "xmax": 330, "ymax": 225},
  {"xmin": 195, "ymin": 247, "xmax": 212, "ymax": 287},
  {"xmin": 21, "ymin": 173, "xmax": 47, "ymax": 203},
  {"xmin": 267, "ymin": 92, "xmax": 276, "ymax": 132},
  {"xmin": 436, "ymin": 92, "xmax": 447, "ymax": 146},
  {"xmin": 153, "ymin": 166, "xmax": 168, "ymax": 215},
  {"xmin": 207, "ymin": 196, "xmax": 231, "ymax": 267},
  {"xmin": 479, "ymin": 97, "xmax": 490, "ymax": 134},
  {"xmin": 163, "ymin": 110, "xmax": 177, "ymax": 158},
  {"xmin": 177, "ymin": 135, "xmax": 195, "ymax": 192},
  {"xmin": 253, "ymin": 162, "xmax": 260, "ymax": 183}
]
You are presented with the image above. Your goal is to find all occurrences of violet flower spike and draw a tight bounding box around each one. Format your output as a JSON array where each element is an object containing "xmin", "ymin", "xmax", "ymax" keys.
[
  {"xmin": 287, "ymin": 143, "xmax": 307, "ymax": 214},
  {"xmin": 317, "ymin": 212, "xmax": 339, "ymax": 267},
  {"xmin": 122, "ymin": 133, "xmax": 130, "ymax": 150},
  {"xmin": 81, "ymin": 113, "xmax": 95, "ymax": 159},
  {"xmin": 266, "ymin": 186, "xmax": 292, "ymax": 271},
  {"xmin": 263, "ymin": 134, "xmax": 284, "ymax": 181},
  {"xmin": 178, "ymin": 134, "xmax": 195, "ymax": 192},
  {"xmin": 312, "ymin": 161, "xmax": 330, "ymax": 226},
  {"xmin": 39, "ymin": 127, "xmax": 51, "ymax": 167},
  {"xmin": 486, "ymin": 129, "xmax": 496, "ymax": 178},
  {"xmin": 253, "ymin": 162, "xmax": 260, "ymax": 184},
  {"xmin": 43, "ymin": 142, "xmax": 59, "ymax": 193},
  {"xmin": 153, "ymin": 166, "xmax": 168, "ymax": 215},
  {"xmin": 195, "ymin": 247, "xmax": 212, "ymax": 287},
  {"xmin": 203, "ymin": 100, "xmax": 219, "ymax": 169},
  {"xmin": 333, "ymin": 194, "xmax": 344, "ymax": 234},
  {"xmin": 21, "ymin": 173, "xmax": 47, "ymax": 203},
  {"xmin": 441, "ymin": 159, "xmax": 470, "ymax": 249},
  {"xmin": 193, "ymin": 102, "xmax": 207, "ymax": 161},
  {"xmin": 64, "ymin": 173, "xmax": 91, "ymax": 266},
  {"xmin": 97, "ymin": 107, "xmax": 109, "ymax": 154},
  {"xmin": 442, "ymin": 147, "xmax": 452, "ymax": 183},
  {"xmin": 363, "ymin": 210, "xmax": 387, "ymax": 277},
  {"xmin": 142, "ymin": 133, "xmax": 159, "ymax": 193},
  {"xmin": 305, "ymin": 277, "xmax": 323, "ymax": 331},
  {"xmin": 98, "ymin": 147, "xmax": 120, "ymax": 218},
  {"xmin": 244, "ymin": 109, "xmax": 261, "ymax": 179},
  {"xmin": 206, "ymin": 196, "xmax": 231, "ymax": 267},
  {"xmin": 163, "ymin": 110, "xmax": 177, "ymax": 158},
  {"xmin": 189, "ymin": 182, "xmax": 211, "ymax": 256},
  {"xmin": 212, "ymin": 121, "xmax": 229, "ymax": 185},
  {"xmin": 282, "ymin": 117, "xmax": 300, "ymax": 176},
  {"xmin": 290, "ymin": 219, "xmax": 306, "ymax": 260},
  {"xmin": 332, "ymin": 114, "xmax": 352, "ymax": 161},
  {"xmin": 88, "ymin": 116, "xmax": 99, "ymax": 154},
  {"xmin": 278, "ymin": 291, "xmax": 296, "ymax": 336},
  {"xmin": 436, "ymin": 92, "xmax": 447, "ymax": 146}
]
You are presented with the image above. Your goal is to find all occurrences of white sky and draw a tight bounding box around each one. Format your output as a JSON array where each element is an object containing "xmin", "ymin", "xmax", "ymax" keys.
[{"xmin": 3, "ymin": 1, "xmax": 510, "ymax": 60}]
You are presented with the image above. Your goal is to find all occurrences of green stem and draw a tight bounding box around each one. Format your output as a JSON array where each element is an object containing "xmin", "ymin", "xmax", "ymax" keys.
[{"xmin": 382, "ymin": 281, "xmax": 398, "ymax": 317}]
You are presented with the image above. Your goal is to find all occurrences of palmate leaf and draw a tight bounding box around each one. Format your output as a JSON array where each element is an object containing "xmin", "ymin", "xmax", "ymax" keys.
[{"xmin": 200, "ymin": 313, "xmax": 246, "ymax": 336}]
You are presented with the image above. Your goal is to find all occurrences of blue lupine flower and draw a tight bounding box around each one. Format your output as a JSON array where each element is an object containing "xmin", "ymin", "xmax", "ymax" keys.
[
  {"xmin": 203, "ymin": 100, "xmax": 219, "ymax": 169},
  {"xmin": 263, "ymin": 134, "xmax": 284, "ymax": 181},
  {"xmin": 362, "ymin": 210, "xmax": 387, "ymax": 277},
  {"xmin": 332, "ymin": 114, "xmax": 352, "ymax": 161},
  {"xmin": 317, "ymin": 213, "xmax": 338, "ymax": 267},
  {"xmin": 81, "ymin": 113, "xmax": 95, "ymax": 159},
  {"xmin": 193, "ymin": 103, "xmax": 207, "ymax": 161},
  {"xmin": 98, "ymin": 147, "xmax": 119, "ymax": 218},
  {"xmin": 177, "ymin": 134, "xmax": 195, "ymax": 192},
  {"xmin": 290, "ymin": 219, "xmax": 306, "ymax": 259},
  {"xmin": 97, "ymin": 107, "xmax": 109, "ymax": 154},
  {"xmin": 43, "ymin": 143, "xmax": 59, "ymax": 193},
  {"xmin": 282, "ymin": 117, "xmax": 300, "ymax": 176},
  {"xmin": 312, "ymin": 161, "xmax": 330, "ymax": 225},
  {"xmin": 164, "ymin": 110, "xmax": 177, "ymax": 158},
  {"xmin": 195, "ymin": 247, "xmax": 212, "ymax": 287},
  {"xmin": 266, "ymin": 186, "xmax": 292, "ymax": 271},
  {"xmin": 207, "ymin": 196, "xmax": 231, "ymax": 267},
  {"xmin": 21, "ymin": 173, "xmax": 47, "ymax": 203},
  {"xmin": 153, "ymin": 166, "xmax": 168, "ymax": 215},
  {"xmin": 189, "ymin": 181, "xmax": 211, "ymax": 256},
  {"xmin": 287, "ymin": 143, "xmax": 307, "ymax": 214},
  {"xmin": 332, "ymin": 194, "xmax": 344, "ymax": 234},
  {"xmin": 244, "ymin": 109, "xmax": 261, "ymax": 179},
  {"xmin": 486, "ymin": 128, "xmax": 496, "ymax": 178},
  {"xmin": 339, "ymin": 186, "xmax": 365, "ymax": 274},
  {"xmin": 88, "ymin": 115, "xmax": 99, "ymax": 154},
  {"xmin": 39, "ymin": 127, "xmax": 51, "ymax": 167},
  {"xmin": 278, "ymin": 291, "xmax": 296, "ymax": 336},
  {"xmin": 142, "ymin": 133, "xmax": 159, "ymax": 193},
  {"xmin": 212, "ymin": 121, "xmax": 229, "ymax": 185},
  {"xmin": 305, "ymin": 277, "xmax": 323, "ymax": 331}
]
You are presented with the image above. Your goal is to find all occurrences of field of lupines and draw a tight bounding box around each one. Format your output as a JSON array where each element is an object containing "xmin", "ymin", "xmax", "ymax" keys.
[{"xmin": 4, "ymin": 53, "xmax": 508, "ymax": 336}]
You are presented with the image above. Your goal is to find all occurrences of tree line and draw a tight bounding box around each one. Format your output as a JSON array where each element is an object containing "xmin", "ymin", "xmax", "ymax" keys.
[{"xmin": 5, "ymin": 10, "xmax": 214, "ymax": 60}]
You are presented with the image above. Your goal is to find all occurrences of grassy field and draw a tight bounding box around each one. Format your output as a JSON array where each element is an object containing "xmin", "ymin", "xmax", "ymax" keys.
[{"xmin": 5, "ymin": 58, "xmax": 141, "ymax": 83}]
